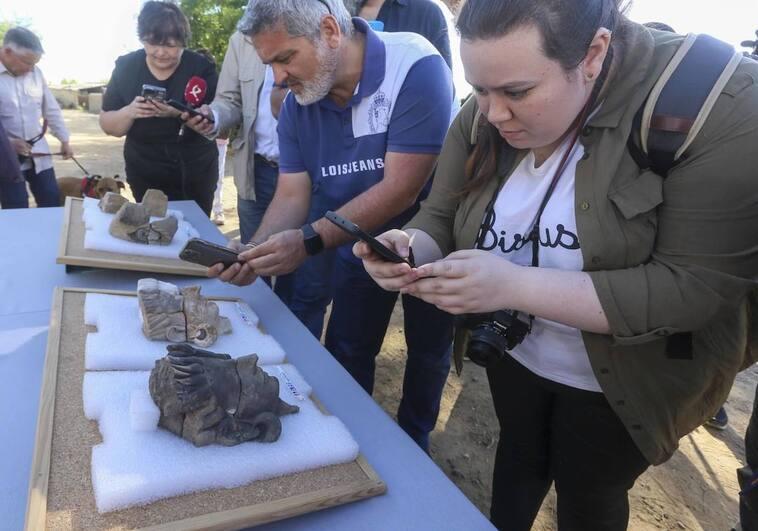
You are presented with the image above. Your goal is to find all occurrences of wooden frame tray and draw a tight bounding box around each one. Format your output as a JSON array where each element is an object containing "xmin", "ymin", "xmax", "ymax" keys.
[
  {"xmin": 56, "ymin": 197, "xmax": 209, "ymax": 277},
  {"xmin": 26, "ymin": 288, "xmax": 385, "ymax": 530}
]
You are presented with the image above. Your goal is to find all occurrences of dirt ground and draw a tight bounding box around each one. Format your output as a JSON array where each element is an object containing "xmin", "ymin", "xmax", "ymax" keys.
[{"xmin": 50, "ymin": 109, "xmax": 755, "ymax": 530}]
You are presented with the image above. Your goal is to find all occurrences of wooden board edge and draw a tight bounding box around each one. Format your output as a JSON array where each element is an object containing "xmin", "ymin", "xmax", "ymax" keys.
[
  {"xmin": 56, "ymin": 198, "xmax": 209, "ymax": 277},
  {"xmin": 57, "ymin": 254, "xmax": 209, "ymax": 277},
  {"xmin": 139, "ymin": 471, "xmax": 387, "ymax": 531},
  {"xmin": 56, "ymin": 197, "xmax": 76, "ymax": 262},
  {"xmin": 24, "ymin": 288, "xmax": 66, "ymax": 531}
]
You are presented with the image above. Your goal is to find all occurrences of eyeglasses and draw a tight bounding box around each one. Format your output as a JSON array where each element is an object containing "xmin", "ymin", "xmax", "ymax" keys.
[{"xmin": 314, "ymin": 0, "xmax": 332, "ymax": 15}]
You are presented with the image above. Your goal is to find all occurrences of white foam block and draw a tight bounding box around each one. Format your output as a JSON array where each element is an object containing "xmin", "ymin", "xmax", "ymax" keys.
[
  {"xmin": 81, "ymin": 197, "xmax": 200, "ymax": 259},
  {"xmin": 82, "ymin": 364, "xmax": 357, "ymax": 513},
  {"xmin": 130, "ymin": 389, "xmax": 160, "ymax": 432},
  {"xmin": 84, "ymin": 293, "xmax": 284, "ymax": 370}
]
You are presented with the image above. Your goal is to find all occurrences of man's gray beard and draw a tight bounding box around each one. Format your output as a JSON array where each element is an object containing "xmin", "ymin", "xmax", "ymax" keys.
[{"xmin": 293, "ymin": 40, "xmax": 338, "ymax": 106}]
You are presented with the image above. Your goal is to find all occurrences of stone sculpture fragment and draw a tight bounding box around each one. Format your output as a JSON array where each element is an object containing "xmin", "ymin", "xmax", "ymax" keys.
[
  {"xmin": 137, "ymin": 278, "xmax": 232, "ymax": 347},
  {"xmin": 149, "ymin": 343, "xmax": 299, "ymax": 446}
]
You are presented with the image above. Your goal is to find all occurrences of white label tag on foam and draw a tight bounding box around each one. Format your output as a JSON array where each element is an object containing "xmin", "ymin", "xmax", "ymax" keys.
[
  {"xmin": 235, "ymin": 302, "xmax": 256, "ymax": 327},
  {"xmin": 278, "ymin": 367, "xmax": 306, "ymax": 401}
]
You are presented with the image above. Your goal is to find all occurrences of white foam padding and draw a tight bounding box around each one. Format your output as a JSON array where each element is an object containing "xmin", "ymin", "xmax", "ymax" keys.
[
  {"xmin": 129, "ymin": 389, "xmax": 160, "ymax": 432},
  {"xmin": 84, "ymin": 293, "xmax": 283, "ymax": 371},
  {"xmin": 82, "ymin": 364, "xmax": 357, "ymax": 513},
  {"xmin": 81, "ymin": 196, "xmax": 200, "ymax": 259}
]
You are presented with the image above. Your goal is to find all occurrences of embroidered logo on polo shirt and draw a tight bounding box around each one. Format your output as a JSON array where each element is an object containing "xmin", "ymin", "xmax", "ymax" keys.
[
  {"xmin": 368, "ymin": 90, "xmax": 391, "ymax": 134},
  {"xmin": 320, "ymin": 158, "xmax": 385, "ymax": 177}
]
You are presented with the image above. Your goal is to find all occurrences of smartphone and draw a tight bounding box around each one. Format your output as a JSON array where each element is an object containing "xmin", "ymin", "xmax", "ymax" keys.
[
  {"xmin": 324, "ymin": 210, "xmax": 414, "ymax": 267},
  {"xmin": 141, "ymin": 84, "xmax": 167, "ymax": 102},
  {"xmin": 166, "ymin": 99, "xmax": 214, "ymax": 123},
  {"xmin": 180, "ymin": 238, "xmax": 241, "ymax": 268}
]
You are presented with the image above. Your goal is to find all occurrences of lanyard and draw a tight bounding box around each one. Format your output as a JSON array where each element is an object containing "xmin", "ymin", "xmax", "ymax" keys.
[{"xmin": 474, "ymin": 94, "xmax": 596, "ymax": 330}]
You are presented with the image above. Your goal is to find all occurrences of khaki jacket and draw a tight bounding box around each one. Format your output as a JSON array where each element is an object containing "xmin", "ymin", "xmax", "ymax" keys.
[
  {"xmin": 408, "ymin": 23, "xmax": 758, "ymax": 465},
  {"xmin": 211, "ymin": 32, "xmax": 267, "ymax": 201}
]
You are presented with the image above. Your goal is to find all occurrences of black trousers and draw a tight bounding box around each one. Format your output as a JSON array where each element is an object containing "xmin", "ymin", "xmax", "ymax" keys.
[
  {"xmin": 124, "ymin": 137, "xmax": 218, "ymax": 216},
  {"xmin": 487, "ymin": 354, "xmax": 650, "ymax": 531}
]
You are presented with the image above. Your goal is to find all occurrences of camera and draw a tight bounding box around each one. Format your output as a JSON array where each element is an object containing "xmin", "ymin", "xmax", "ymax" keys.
[
  {"xmin": 141, "ymin": 84, "xmax": 167, "ymax": 102},
  {"xmin": 456, "ymin": 310, "xmax": 531, "ymax": 368}
]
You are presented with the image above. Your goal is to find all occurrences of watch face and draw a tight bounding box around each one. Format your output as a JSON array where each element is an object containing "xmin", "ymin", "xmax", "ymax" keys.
[{"xmin": 302, "ymin": 224, "xmax": 324, "ymax": 255}]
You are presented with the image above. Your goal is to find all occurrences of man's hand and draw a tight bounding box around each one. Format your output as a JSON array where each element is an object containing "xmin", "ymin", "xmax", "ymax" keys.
[
  {"xmin": 60, "ymin": 141, "xmax": 74, "ymax": 160},
  {"xmin": 238, "ymin": 229, "xmax": 307, "ymax": 277},
  {"xmin": 208, "ymin": 239, "xmax": 258, "ymax": 286},
  {"xmin": 127, "ymin": 96, "xmax": 158, "ymax": 120},
  {"xmin": 183, "ymin": 104, "xmax": 216, "ymax": 136},
  {"xmin": 10, "ymin": 137, "xmax": 32, "ymax": 157}
]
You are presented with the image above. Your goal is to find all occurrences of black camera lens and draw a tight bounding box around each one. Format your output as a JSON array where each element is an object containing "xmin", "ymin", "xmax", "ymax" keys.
[
  {"xmin": 461, "ymin": 310, "xmax": 531, "ymax": 369},
  {"xmin": 466, "ymin": 323, "xmax": 510, "ymax": 367}
]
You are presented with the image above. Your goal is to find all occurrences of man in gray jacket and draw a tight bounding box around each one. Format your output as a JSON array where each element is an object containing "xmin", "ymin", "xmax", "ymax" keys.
[
  {"xmin": 188, "ymin": 30, "xmax": 289, "ymax": 297},
  {"xmin": 189, "ymin": 31, "xmax": 286, "ymax": 247}
]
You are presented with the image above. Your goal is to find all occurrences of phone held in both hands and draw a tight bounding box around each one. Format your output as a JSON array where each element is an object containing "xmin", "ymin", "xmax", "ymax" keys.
[
  {"xmin": 141, "ymin": 84, "xmax": 166, "ymax": 102},
  {"xmin": 179, "ymin": 238, "xmax": 241, "ymax": 269},
  {"xmin": 324, "ymin": 210, "xmax": 415, "ymax": 267}
]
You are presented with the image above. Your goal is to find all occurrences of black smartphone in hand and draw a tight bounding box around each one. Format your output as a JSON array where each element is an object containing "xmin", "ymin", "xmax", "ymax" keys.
[
  {"xmin": 166, "ymin": 99, "xmax": 214, "ymax": 122},
  {"xmin": 180, "ymin": 238, "xmax": 240, "ymax": 268},
  {"xmin": 324, "ymin": 211, "xmax": 414, "ymax": 267}
]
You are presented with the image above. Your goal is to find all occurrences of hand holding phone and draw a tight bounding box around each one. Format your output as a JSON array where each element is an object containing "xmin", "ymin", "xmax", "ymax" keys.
[
  {"xmin": 180, "ymin": 238, "xmax": 241, "ymax": 268},
  {"xmin": 324, "ymin": 211, "xmax": 415, "ymax": 267},
  {"xmin": 166, "ymin": 99, "xmax": 215, "ymax": 123}
]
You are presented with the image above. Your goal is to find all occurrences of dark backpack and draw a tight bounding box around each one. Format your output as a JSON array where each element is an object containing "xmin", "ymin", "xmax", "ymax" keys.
[{"xmin": 627, "ymin": 33, "xmax": 757, "ymax": 366}]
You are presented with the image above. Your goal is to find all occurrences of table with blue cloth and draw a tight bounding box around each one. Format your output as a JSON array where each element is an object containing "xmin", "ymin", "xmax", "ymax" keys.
[{"xmin": 0, "ymin": 201, "xmax": 493, "ymax": 531}]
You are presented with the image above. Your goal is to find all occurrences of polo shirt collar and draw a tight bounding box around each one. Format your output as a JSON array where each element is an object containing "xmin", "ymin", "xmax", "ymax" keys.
[
  {"xmin": 385, "ymin": 0, "xmax": 408, "ymax": 5},
  {"xmin": 587, "ymin": 23, "xmax": 656, "ymax": 129},
  {"xmin": 320, "ymin": 17, "xmax": 386, "ymax": 110}
]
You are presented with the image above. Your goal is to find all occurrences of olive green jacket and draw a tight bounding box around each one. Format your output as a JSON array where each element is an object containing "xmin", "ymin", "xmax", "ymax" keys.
[{"xmin": 407, "ymin": 24, "xmax": 758, "ymax": 465}]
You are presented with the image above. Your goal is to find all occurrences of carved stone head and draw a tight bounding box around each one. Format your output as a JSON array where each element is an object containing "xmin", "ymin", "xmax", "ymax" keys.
[
  {"xmin": 148, "ymin": 343, "xmax": 299, "ymax": 446},
  {"xmin": 138, "ymin": 279, "xmax": 232, "ymax": 347}
]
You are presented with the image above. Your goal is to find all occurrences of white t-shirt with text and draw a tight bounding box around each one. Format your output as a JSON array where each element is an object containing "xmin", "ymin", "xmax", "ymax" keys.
[{"xmin": 482, "ymin": 138, "xmax": 601, "ymax": 392}]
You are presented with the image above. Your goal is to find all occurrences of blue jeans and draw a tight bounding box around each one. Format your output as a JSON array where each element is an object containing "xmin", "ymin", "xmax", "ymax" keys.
[
  {"xmin": 285, "ymin": 249, "xmax": 336, "ymax": 338},
  {"xmin": 324, "ymin": 253, "xmax": 453, "ymax": 451},
  {"xmin": 238, "ymin": 155, "xmax": 293, "ymax": 299},
  {"xmin": 0, "ymin": 167, "xmax": 59, "ymax": 209}
]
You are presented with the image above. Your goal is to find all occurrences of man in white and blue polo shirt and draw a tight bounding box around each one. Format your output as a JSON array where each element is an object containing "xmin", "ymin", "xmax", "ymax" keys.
[{"xmin": 214, "ymin": 0, "xmax": 453, "ymax": 451}]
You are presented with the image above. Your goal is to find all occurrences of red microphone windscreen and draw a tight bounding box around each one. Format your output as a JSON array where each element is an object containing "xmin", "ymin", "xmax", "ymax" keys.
[{"xmin": 184, "ymin": 76, "xmax": 207, "ymax": 107}]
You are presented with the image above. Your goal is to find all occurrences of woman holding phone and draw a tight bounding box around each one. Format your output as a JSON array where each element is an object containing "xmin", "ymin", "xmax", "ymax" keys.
[
  {"xmin": 355, "ymin": 0, "xmax": 758, "ymax": 529},
  {"xmin": 99, "ymin": 1, "xmax": 218, "ymax": 215}
]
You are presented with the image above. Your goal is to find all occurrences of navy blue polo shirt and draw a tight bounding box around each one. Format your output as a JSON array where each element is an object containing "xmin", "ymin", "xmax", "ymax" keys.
[
  {"xmin": 277, "ymin": 18, "xmax": 452, "ymax": 260},
  {"xmin": 376, "ymin": 0, "xmax": 452, "ymax": 70}
]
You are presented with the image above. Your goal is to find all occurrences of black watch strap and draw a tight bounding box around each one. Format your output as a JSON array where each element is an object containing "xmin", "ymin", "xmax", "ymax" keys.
[{"xmin": 301, "ymin": 223, "xmax": 324, "ymax": 256}]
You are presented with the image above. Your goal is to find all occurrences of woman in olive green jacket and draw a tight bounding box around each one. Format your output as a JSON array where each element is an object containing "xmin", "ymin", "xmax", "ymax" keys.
[{"xmin": 355, "ymin": 0, "xmax": 758, "ymax": 529}]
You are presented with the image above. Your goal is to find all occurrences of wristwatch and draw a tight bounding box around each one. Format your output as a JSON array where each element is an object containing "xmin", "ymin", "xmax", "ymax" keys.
[{"xmin": 301, "ymin": 223, "xmax": 324, "ymax": 256}]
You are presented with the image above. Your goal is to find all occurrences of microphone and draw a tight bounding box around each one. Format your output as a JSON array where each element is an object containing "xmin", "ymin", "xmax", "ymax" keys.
[{"xmin": 184, "ymin": 76, "xmax": 207, "ymax": 107}]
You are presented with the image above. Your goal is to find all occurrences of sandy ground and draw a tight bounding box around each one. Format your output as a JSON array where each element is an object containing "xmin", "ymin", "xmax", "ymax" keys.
[{"xmin": 48, "ymin": 109, "xmax": 755, "ymax": 530}]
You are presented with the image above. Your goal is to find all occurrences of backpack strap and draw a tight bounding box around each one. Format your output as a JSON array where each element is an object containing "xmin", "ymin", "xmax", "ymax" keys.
[{"xmin": 638, "ymin": 33, "xmax": 742, "ymax": 175}]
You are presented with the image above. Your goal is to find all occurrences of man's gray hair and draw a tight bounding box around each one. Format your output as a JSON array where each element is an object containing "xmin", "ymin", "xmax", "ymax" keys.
[
  {"xmin": 3, "ymin": 27, "xmax": 44, "ymax": 55},
  {"xmin": 237, "ymin": 0, "xmax": 353, "ymax": 41}
]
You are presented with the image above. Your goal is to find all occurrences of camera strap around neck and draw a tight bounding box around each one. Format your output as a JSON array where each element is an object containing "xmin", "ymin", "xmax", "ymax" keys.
[{"xmin": 475, "ymin": 94, "xmax": 596, "ymax": 330}]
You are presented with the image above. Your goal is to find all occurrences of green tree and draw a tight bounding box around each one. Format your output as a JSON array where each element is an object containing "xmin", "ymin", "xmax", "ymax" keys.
[{"xmin": 179, "ymin": 0, "xmax": 248, "ymax": 67}]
